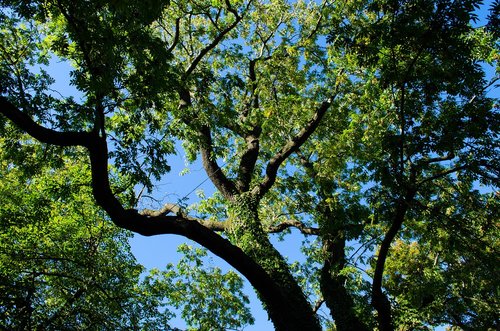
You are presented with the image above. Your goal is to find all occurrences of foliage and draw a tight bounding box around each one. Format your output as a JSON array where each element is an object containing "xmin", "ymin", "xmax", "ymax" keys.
[
  {"xmin": 144, "ymin": 244, "xmax": 254, "ymax": 331},
  {"xmin": 0, "ymin": 143, "xmax": 172, "ymax": 330},
  {"xmin": 0, "ymin": 0, "xmax": 499, "ymax": 330}
]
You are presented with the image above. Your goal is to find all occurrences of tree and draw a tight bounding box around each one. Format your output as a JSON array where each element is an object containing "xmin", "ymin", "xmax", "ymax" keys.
[
  {"xmin": 0, "ymin": 139, "xmax": 254, "ymax": 330},
  {"xmin": 0, "ymin": 0, "xmax": 498, "ymax": 330},
  {"xmin": 0, "ymin": 142, "xmax": 173, "ymax": 329}
]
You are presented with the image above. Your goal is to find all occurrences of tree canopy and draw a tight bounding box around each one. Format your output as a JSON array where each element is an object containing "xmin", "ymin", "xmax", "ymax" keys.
[{"xmin": 0, "ymin": 0, "xmax": 499, "ymax": 330}]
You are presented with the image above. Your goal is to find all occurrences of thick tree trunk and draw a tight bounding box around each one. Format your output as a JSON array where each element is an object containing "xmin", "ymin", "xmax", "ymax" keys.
[
  {"xmin": 320, "ymin": 236, "xmax": 370, "ymax": 331},
  {"xmin": 227, "ymin": 193, "xmax": 321, "ymax": 331}
]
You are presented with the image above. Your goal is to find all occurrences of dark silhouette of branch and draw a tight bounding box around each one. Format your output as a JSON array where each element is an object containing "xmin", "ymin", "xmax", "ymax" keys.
[
  {"xmin": 0, "ymin": 97, "xmax": 91, "ymax": 147},
  {"xmin": 184, "ymin": 0, "xmax": 251, "ymax": 77},
  {"xmin": 167, "ymin": 18, "xmax": 181, "ymax": 53},
  {"xmin": 371, "ymin": 190, "xmax": 415, "ymax": 331}
]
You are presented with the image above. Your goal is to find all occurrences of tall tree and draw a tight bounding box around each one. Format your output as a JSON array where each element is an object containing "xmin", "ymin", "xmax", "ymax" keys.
[{"xmin": 1, "ymin": 0, "xmax": 498, "ymax": 330}]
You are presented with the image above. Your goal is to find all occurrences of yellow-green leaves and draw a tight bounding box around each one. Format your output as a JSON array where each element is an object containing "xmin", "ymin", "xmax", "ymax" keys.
[
  {"xmin": 144, "ymin": 244, "xmax": 254, "ymax": 330},
  {"xmin": 0, "ymin": 143, "xmax": 172, "ymax": 329}
]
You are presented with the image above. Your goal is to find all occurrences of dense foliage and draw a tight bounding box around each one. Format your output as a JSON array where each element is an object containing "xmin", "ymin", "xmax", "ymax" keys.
[
  {"xmin": 0, "ymin": 142, "xmax": 253, "ymax": 330},
  {"xmin": 1, "ymin": 0, "xmax": 498, "ymax": 330}
]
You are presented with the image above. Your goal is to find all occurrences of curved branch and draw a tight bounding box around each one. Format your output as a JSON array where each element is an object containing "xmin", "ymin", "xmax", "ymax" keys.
[
  {"xmin": 166, "ymin": 18, "xmax": 181, "ymax": 54},
  {"xmin": 0, "ymin": 96, "xmax": 91, "ymax": 147},
  {"xmin": 1, "ymin": 95, "xmax": 309, "ymax": 331},
  {"xmin": 84, "ymin": 136, "xmax": 305, "ymax": 328},
  {"xmin": 83, "ymin": 145, "xmax": 303, "ymax": 328},
  {"xmin": 371, "ymin": 190, "xmax": 415, "ymax": 331},
  {"xmin": 77, "ymin": 121, "xmax": 308, "ymax": 330},
  {"xmin": 176, "ymin": 94, "xmax": 237, "ymax": 199},
  {"xmin": 199, "ymin": 125, "xmax": 238, "ymax": 199},
  {"xmin": 114, "ymin": 208, "xmax": 309, "ymax": 329}
]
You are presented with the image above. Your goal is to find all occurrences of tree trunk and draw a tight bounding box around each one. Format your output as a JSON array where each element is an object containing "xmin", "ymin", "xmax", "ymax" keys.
[
  {"xmin": 372, "ymin": 191, "xmax": 415, "ymax": 331},
  {"xmin": 227, "ymin": 193, "xmax": 321, "ymax": 331},
  {"xmin": 320, "ymin": 235, "xmax": 370, "ymax": 331}
]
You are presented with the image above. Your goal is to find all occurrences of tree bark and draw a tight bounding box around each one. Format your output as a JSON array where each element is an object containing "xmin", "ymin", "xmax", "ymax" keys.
[
  {"xmin": 227, "ymin": 193, "xmax": 321, "ymax": 331},
  {"xmin": 320, "ymin": 236, "xmax": 370, "ymax": 331},
  {"xmin": 371, "ymin": 190, "xmax": 415, "ymax": 331}
]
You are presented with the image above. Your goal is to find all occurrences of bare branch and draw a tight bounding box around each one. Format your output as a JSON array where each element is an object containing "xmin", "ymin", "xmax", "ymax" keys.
[
  {"xmin": 267, "ymin": 220, "xmax": 319, "ymax": 235},
  {"xmin": 167, "ymin": 18, "xmax": 181, "ymax": 53},
  {"xmin": 139, "ymin": 202, "xmax": 183, "ymax": 217},
  {"xmin": 0, "ymin": 97, "xmax": 91, "ymax": 147},
  {"xmin": 176, "ymin": 93, "xmax": 237, "ymax": 199},
  {"xmin": 418, "ymin": 165, "xmax": 468, "ymax": 186},
  {"xmin": 139, "ymin": 203, "xmax": 227, "ymax": 232}
]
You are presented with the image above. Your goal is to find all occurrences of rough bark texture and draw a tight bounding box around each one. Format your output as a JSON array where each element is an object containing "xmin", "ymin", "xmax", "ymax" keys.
[
  {"xmin": 226, "ymin": 193, "xmax": 321, "ymax": 331},
  {"xmin": 320, "ymin": 236, "xmax": 370, "ymax": 331}
]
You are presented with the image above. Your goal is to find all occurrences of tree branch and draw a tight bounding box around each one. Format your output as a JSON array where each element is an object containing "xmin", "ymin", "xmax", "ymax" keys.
[
  {"xmin": 313, "ymin": 299, "xmax": 324, "ymax": 314},
  {"xmin": 48, "ymin": 117, "xmax": 307, "ymax": 329},
  {"xmin": 415, "ymin": 152, "xmax": 455, "ymax": 167},
  {"xmin": 267, "ymin": 219, "xmax": 319, "ymax": 235},
  {"xmin": 198, "ymin": 125, "xmax": 238, "ymax": 199},
  {"xmin": 139, "ymin": 203, "xmax": 227, "ymax": 232},
  {"xmin": 253, "ymin": 97, "xmax": 335, "ymax": 198},
  {"xmin": 0, "ymin": 96, "xmax": 91, "ymax": 147},
  {"xmin": 114, "ymin": 208, "xmax": 312, "ymax": 329},
  {"xmin": 166, "ymin": 18, "xmax": 181, "ymax": 54},
  {"xmin": 371, "ymin": 190, "xmax": 415, "ymax": 331},
  {"xmin": 418, "ymin": 165, "xmax": 468, "ymax": 186},
  {"xmin": 184, "ymin": 0, "xmax": 250, "ymax": 77},
  {"xmin": 236, "ymin": 129, "xmax": 261, "ymax": 192},
  {"xmin": 176, "ymin": 93, "xmax": 238, "ymax": 200}
]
